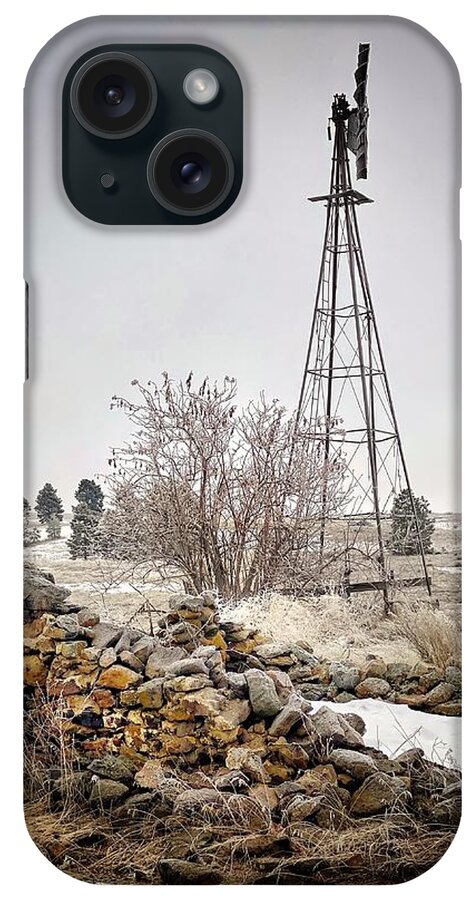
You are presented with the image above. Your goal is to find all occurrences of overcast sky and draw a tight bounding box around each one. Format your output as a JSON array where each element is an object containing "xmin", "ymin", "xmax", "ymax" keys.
[{"xmin": 25, "ymin": 16, "xmax": 460, "ymax": 513}]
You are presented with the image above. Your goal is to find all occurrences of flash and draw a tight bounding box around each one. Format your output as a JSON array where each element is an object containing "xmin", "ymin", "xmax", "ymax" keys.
[{"xmin": 183, "ymin": 68, "xmax": 219, "ymax": 106}]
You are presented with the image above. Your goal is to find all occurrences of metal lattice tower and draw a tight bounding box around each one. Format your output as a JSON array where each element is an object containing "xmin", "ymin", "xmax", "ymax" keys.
[{"xmin": 296, "ymin": 76, "xmax": 432, "ymax": 612}]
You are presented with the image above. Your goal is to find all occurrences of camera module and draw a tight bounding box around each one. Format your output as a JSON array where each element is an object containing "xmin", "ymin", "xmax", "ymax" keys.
[
  {"xmin": 70, "ymin": 52, "xmax": 158, "ymax": 139},
  {"xmin": 147, "ymin": 129, "xmax": 234, "ymax": 216}
]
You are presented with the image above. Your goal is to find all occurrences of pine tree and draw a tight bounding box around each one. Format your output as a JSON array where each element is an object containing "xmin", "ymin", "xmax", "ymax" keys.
[
  {"xmin": 390, "ymin": 488, "xmax": 434, "ymax": 555},
  {"xmin": 67, "ymin": 502, "xmax": 100, "ymax": 560},
  {"xmin": 35, "ymin": 483, "xmax": 64, "ymax": 525},
  {"xmin": 23, "ymin": 497, "xmax": 40, "ymax": 547},
  {"xmin": 75, "ymin": 478, "xmax": 104, "ymax": 513},
  {"xmin": 46, "ymin": 516, "xmax": 62, "ymax": 540}
]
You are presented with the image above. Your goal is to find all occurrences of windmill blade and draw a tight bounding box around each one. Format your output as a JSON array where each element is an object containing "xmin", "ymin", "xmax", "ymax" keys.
[{"xmin": 347, "ymin": 42, "xmax": 370, "ymax": 180}]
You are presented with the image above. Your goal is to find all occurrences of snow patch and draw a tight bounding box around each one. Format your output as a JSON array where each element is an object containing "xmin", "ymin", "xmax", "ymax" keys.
[{"xmin": 310, "ymin": 698, "xmax": 461, "ymax": 769}]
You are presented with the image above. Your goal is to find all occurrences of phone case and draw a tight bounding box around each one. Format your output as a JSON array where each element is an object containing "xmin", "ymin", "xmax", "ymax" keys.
[{"xmin": 24, "ymin": 16, "xmax": 461, "ymax": 885}]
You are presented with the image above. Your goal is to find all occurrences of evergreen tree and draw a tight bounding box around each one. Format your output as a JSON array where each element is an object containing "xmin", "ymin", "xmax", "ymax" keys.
[
  {"xmin": 67, "ymin": 501, "xmax": 100, "ymax": 559},
  {"xmin": 390, "ymin": 488, "xmax": 434, "ymax": 555},
  {"xmin": 46, "ymin": 515, "xmax": 62, "ymax": 540},
  {"xmin": 35, "ymin": 483, "xmax": 64, "ymax": 525},
  {"xmin": 23, "ymin": 497, "xmax": 40, "ymax": 547},
  {"xmin": 75, "ymin": 478, "xmax": 104, "ymax": 513}
]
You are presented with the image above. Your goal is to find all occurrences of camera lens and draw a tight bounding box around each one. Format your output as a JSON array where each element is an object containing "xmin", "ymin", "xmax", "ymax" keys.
[
  {"xmin": 104, "ymin": 86, "xmax": 124, "ymax": 106},
  {"xmin": 147, "ymin": 130, "xmax": 234, "ymax": 216},
  {"xmin": 70, "ymin": 52, "xmax": 158, "ymax": 139}
]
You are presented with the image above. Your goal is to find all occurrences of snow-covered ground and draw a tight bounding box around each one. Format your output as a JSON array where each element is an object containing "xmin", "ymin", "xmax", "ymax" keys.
[{"xmin": 311, "ymin": 699, "xmax": 461, "ymax": 769}]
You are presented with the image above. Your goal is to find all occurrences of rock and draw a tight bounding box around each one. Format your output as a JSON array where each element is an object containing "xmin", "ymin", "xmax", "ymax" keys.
[
  {"xmin": 267, "ymin": 669, "xmax": 294, "ymax": 702},
  {"xmin": 215, "ymin": 769, "xmax": 250, "ymax": 791},
  {"xmin": 164, "ymin": 674, "xmax": 212, "ymax": 694},
  {"xmin": 225, "ymin": 747, "xmax": 269, "ymax": 782},
  {"xmin": 253, "ymin": 642, "xmax": 294, "ymax": 666},
  {"xmin": 129, "ymin": 635, "xmax": 156, "ymax": 662},
  {"xmin": 309, "ymin": 706, "xmax": 364, "ymax": 747},
  {"xmin": 329, "ymin": 662, "xmax": 360, "ymax": 691},
  {"xmin": 423, "ymin": 682, "xmax": 455, "ymax": 707},
  {"xmin": 248, "ymin": 783, "xmax": 279, "ymax": 812},
  {"xmin": 145, "ymin": 645, "xmax": 187, "ymax": 677},
  {"xmin": 99, "ymin": 647, "xmax": 117, "ymax": 668},
  {"xmin": 273, "ymin": 740, "xmax": 310, "ymax": 770},
  {"xmin": 164, "ymin": 657, "xmax": 209, "ymax": 677},
  {"xmin": 350, "ymin": 773, "xmax": 410, "ymax": 815},
  {"xmin": 212, "ymin": 697, "xmax": 252, "ymax": 729},
  {"xmin": 118, "ymin": 650, "xmax": 144, "ymax": 672},
  {"xmin": 360, "ymin": 657, "xmax": 387, "ymax": 679},
  {"xmin": 328, "ymin": 749, "xmax": 379, "ymax": 780},
  {"xmin": 225, "ymin": 672, "xmax": 248, "ymax": 696},
  {"xmin": 137, "ymin": 678, "xmax": 164, "ymax": 708},
  {"xmin": 268, "ymin": 694, "xmax": 311, "ymax": 737},
  {"xmin": 90, "ymin": 623, "xmax": 123, "ymax": 649},
  {"xmin": 235, "ymin": 829, "xmax": 288, "ymax": 856},
  {"xmin": 394, "ymin": 692, "xmax": 426, "ymax": 708},
  {"xmin": 386, "ymin": 662, "xmax": 410, "ymax": 685},
  {"xmin": 295, "ymin": 765, "xmax": 337, "ymax": 793},
  {"xmin": 89, "ymin": 778, "xmax": 129, "ymax": 806},
  {"xmin": 283, "ymin": 794, "xmax": 322, "ymax": 822},
  {"xmin": 24, "ymin": 564, "xmax": 72, "ymax": 614},
  {"xmin": 135, "ymin": 760, "xmax": 180, "ymax": 791},
  {"xmin": 341, "ymin": 713, "xmax": 366, "ymax": 735},
  {"xmin": 334, "ymin": 691, "xmax": 355, "ymax": 703},
  {"xmin": 354, "ymin": 677, "xmax": 391, "ymax": 699},
  {"xmin": 56, "ymin": 640, "xmax": 88, "ymax": 659},
  {"xmin": 44, "ymin": 613, "xmax": 80, "ymax": 641},
  {"xmin": 87, "ymin": 755, "xmax": 137, "ymax": 783},
  {"xmin": 77, "ymin": 608, "xmax": 100, "ymax": 627},
  {"xmin": 245, "ymin": 669, "xmax": 283, "ymax": 718},
  {"xmin": 173, "ymin": 788, "xmax": 225, "ymax": 819},
  {"xmin": 97, "ymin": 665, "xmax": 143, "ymax": 691},
  {"xmin": 432, "ymin": 701, "xmax": 462, "ymax": 716},
  {"xmin": 445, "ymin": 666, "xmax": 462, "ymax": 690},
  {"xmin": 24, "ymin": 654, "xmax": 47, "ymax": 687},
  {"xmin": 158, "ymin": 859, "xmax": 223, "ymax": 885}
]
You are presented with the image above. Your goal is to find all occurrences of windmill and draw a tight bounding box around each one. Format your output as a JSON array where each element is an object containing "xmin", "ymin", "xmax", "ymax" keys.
[{"xmin": 296, "ymin": 43, "xmax": 432, "ymax": 613}]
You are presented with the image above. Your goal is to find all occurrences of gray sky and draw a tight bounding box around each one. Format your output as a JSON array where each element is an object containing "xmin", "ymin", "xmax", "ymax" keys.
[{"xmin": 25, "ymin": 16, "xmax": 460, "ymax": 513}]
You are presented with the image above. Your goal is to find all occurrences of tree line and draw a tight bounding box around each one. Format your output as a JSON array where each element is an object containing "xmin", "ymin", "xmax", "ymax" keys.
[{"xmin": 23, "ymin": 478, "xmax": 104, "ymax": 559}]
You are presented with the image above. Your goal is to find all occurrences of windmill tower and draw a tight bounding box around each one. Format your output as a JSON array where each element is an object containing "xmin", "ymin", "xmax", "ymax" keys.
[{"xmin": 297, "ymin": 44, "xmax": 432, "ymax": 612}]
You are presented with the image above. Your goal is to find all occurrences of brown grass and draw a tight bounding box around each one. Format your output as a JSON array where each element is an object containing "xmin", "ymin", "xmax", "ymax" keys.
[{"xmin": 390, "ymin": 601, "xmax": 461, "ymax": 669}]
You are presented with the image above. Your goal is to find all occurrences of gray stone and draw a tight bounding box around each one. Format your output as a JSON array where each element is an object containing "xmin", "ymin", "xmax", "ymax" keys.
[
  {"xmin": 87, "ymin": 755, "xmax": 137, "ymax": 783},
  {"xmin": 77, "ymin": 608, "xmax": 100, "ymax": 627},
  {"xmin": 99, "ymin": 647, "xmax": 117, "ymax": 668},
  {"xmin": 145, "ymin": 644, "xmax": 187, "ymax": 678},
  {"xmin": 90, "ymin": 622, "xmax": 123, "ymax": 649},
  {"xmin": 309, "ymin": 707, "xmax": 364, "ymax": 746},
  {"xmin": 130, "ymin": 635, "xmax": 157, "ymax": 663},
  {"xmin": 245, "ymin": 669, "xmax": 283, "ymax": 718},
  {"xmin": 23, "ymin": 563, "xmax": 72, "ymax": 614},
  {"xmin": 268, "ymin": 693, "xmax": 311, "ymax": 737},
  {"xmin": 89, "ymin": 779, "xmax": 129, "ymax": 806},
  {"xmin": 137, "ymin": 678, "xmax": 164, "ymax": 708},
  {"xmin": 164, "ymin": 657, "xmax": 209, "ymax": 677},
  {"xmin": 445, "ymin": 666, "xmax": 462, "ymax": 690},
  {"xmin": 329, "ymin": 662, "xmax": 360, "ymax": 692},
  {"xmin": 328, "ymin": 749, "xmax": 379, "ymax": 780}
]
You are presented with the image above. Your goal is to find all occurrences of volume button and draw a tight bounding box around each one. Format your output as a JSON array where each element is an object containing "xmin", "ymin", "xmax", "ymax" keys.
[{"xmin": 25, "ymin": 281, "xmax": 29, "ymax": 382}]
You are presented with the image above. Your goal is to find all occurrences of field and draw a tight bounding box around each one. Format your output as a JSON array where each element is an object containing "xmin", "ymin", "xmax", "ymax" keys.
[{"xmin": 25, "ymin": 513, "xmax": 461, "ymax": 667}]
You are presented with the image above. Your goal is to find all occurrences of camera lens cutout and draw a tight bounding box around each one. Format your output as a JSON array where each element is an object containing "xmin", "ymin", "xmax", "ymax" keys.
[
  {"xmin": 147, "ymin": 129, "xmax": 234, "ymax": 216},
  {"xmin": 70, "ymin": 52, "xmax": 158, "ymax": 139}
]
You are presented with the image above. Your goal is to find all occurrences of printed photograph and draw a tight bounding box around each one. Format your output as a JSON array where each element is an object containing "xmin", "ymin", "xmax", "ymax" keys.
[{"xmin": 24, "ymin": 22, "xmax": 461, "ymax": 884}]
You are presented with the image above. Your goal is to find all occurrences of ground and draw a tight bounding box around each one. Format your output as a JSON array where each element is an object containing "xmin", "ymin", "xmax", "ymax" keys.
[{"xmin": 25, "ymin": 513, "xmax": 461, "ymax": 667}]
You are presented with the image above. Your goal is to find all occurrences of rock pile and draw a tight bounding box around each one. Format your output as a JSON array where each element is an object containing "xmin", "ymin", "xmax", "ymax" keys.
[
  {"xmin": 24, "ymin": 564, "xmax": 461, "ymax": 884},
  {"xmin": 223, "ymin": 626, "xmax": 461, "ymax": 716}
]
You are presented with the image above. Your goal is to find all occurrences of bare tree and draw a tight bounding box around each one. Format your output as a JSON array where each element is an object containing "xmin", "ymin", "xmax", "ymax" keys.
[{"xmin": 104, "ymin": 373, "xmax": 349, "ymax": 599}]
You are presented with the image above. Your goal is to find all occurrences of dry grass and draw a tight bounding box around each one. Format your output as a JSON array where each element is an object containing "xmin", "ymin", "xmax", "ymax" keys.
[
  {"xmin": 390, "ymin": 601, "xmax": 461, "ymax": 669},
  {"xmin": 219, "ymin": 593, "xmax": 423, "ymax": 666},
  {"xmin": 24, "ymin": 788, "xmax": 458, "ymax": 885}
]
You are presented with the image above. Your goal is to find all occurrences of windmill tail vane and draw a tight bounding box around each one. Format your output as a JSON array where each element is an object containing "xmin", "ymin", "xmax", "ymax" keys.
[{"xmin": 296, "ymin": 42, "xmax": 433, "ymax": 612}]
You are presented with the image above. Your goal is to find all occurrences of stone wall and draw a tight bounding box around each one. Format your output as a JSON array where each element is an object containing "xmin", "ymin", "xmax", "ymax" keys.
[{"xmin": 23, "ymin": 562, "xmax": 461, "ymax": 884}]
